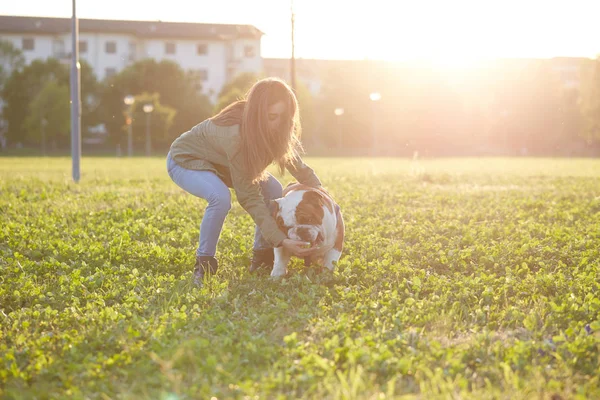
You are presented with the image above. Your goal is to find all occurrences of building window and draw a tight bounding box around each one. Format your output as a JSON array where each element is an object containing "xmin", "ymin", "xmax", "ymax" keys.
[
  {"xmin": 197, "ymin": 43, "xmax": 208, "ymax": 55},
  {"xmin": 105, "ymin": 68, "xmax": 117, "ymax": 78},
  {"xmin": 79, "ymin": 41, "xmax": 88, "ymax": 53},
  {"xmin": 188, "ymin": 69, "xmax": 208, "ymax": 91},
  {"xmin": 244, "ymin": 45, "xmax": 255, "ymax": 58},
  {"xmin": 190, "ymin": 69, "xmax": 208, "ymax": 81},
  {"xmin": 105, "ymin": 41, "xmax": 117, "ymax": 54},
  {"xmin": 165, "ymin": 42, "xmax": 176, "ymax": 55},
  {"xmin": 128, "ymin": 42, "xmax": 137, "ymax": 62},
  {"xmin": 198, "ymin": 69, "xmax": 208, "ymax": 81},
  {"xmin": 53, "ymin": 39, "xmax": 65, "ymax": 58},
  {"xmin": 22, "ymin": 38, "xmax": 34, "ymax": 51}
]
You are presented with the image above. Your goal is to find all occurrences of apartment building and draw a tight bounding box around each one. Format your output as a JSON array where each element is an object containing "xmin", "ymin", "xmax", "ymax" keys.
[{"xmin": 0, "ymin": 15, "xmax": 264, "ymax": 102}]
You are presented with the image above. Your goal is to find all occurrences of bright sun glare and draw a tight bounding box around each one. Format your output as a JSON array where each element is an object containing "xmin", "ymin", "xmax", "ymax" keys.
[{"xmin": 289, "ymin": 0, "xmax": 596, "ymax": 64}]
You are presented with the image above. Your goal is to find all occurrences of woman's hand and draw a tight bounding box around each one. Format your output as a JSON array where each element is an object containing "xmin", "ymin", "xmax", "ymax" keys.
[{"xmin": 281, "ymin": 239, "xmax": 321, "ymax": 257}]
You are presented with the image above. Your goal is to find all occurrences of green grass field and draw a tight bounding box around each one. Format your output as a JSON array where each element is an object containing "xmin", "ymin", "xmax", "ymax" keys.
[{"xmin": 1, "ymin": 156, "xmax": 599, "ymax": 399}]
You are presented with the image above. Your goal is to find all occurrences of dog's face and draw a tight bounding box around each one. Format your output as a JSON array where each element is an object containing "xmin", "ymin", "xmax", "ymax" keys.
[
  {"xmin": 270, "ymin": 183, "xmax": 344, "ymax": 277},
  {"xmin": 271, "ymin": 189, "xmax": 330, "ymax": 246}
]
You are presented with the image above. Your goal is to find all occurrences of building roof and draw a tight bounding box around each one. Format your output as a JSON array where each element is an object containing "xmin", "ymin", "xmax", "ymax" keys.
[{"xmin": 0, "ymin": 15, "xmax": 264, "ymax": 40}]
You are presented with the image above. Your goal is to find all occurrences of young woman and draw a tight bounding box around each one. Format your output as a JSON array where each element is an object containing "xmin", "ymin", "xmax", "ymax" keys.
[{"xmin": 166, "ymin": 77, "xmax": 322, "ymax": 284}]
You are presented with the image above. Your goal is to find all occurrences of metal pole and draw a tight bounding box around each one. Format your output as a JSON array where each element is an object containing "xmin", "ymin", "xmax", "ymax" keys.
[
  {"xmin": 70, "ymin": 0, "xmax": 81, "ymax": 182},
  {"xmin": 337, "ymin": 116, "xmax": 342, "ymax": 149},
  {"xmin": 41, "ymin": 118, "xmax": 46, "ymax": 156},
  {"xmin": 371, "ymin": 101, "xmax": 377, "ymax": 155},
  {"xmin": 145, "ymin": 112, "xmax": 151, "ymax": 156},
  {"xmin": 290, "ymin": 0, "xmax": 296, "ymax": 93},
  {"xmin": 127, "ymin": 117, "xmax": 133, "ymax": 157},
  {"xmin": 369, "ymin": 93, "xmax": 381, "ymax": 156}
]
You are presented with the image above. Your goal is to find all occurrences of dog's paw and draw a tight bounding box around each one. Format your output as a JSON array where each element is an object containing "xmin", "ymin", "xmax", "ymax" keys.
[{"xmin": 270, "ymin": 268, "xmax": 287, "ymax": 279}]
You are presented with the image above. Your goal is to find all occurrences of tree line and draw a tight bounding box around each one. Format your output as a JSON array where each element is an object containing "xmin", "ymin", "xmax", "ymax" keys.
[
  {"xmin": 310, "ymin": 58, "xmax": 600, "ymax": 157},
  {"xmin": 1, "ymin": 39, "xmax": 599, "ymax": 156}
]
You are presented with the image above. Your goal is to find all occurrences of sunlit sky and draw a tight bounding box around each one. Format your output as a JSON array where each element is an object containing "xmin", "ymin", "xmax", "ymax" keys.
[{"xmin": 1, "ymin": 0, "xmax": 599, "ymax": 63}]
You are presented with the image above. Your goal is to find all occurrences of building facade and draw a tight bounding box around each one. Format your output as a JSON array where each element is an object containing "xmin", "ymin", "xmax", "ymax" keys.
[{"xmin": 0, "ymin": 15, "xmax": 264, "ymax": 102}]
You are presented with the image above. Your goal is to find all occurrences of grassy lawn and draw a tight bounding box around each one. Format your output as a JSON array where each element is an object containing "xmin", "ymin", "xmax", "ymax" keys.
[{"xmin": 1, "ymin": 156, "xmax": 599, "ymax": 399}]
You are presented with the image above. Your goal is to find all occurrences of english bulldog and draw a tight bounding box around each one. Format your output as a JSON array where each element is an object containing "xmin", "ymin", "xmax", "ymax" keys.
[{"xmin": 270, "ymin": 182, "xmax": 344, "ymax": 277}]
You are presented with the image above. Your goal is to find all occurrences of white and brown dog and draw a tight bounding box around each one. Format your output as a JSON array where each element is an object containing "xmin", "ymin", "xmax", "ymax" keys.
[{"xmin": 270, "ymin": 182, "xmax": 344, "ymax": 277}]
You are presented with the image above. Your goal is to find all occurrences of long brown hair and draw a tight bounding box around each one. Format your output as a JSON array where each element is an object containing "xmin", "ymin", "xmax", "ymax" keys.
[{"xmin": 211, "ymin": 77, "xmax": 302, "ymax": 183}]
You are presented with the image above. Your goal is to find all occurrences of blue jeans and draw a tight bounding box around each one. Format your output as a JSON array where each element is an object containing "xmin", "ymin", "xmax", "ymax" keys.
[{"xmin": 166, "ymin": 152, "xmax": 283, "ymax": 257}]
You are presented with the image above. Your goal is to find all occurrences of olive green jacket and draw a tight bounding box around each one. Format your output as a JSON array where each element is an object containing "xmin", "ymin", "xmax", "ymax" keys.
[{"xmin": 169, "ymin": 119, "xmax": 321, "ymax": 247}]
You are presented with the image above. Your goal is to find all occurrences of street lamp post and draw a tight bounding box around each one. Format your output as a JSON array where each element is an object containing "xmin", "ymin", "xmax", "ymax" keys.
[
  {"xmin": 0, "ymin": 120, "xmax": 6, "ymax": 151},
  {"xmin": 334, "ymin": 108, "xmax": 344, "ymax": 149},
  {"xmin": 143, "ymin": 103, "xmax": 154, "ymax": 157},
  {"xmin": 70, "ymin": 0, "xmax": 81, "ymax": 182},
  {"xmin": 369, "ymin": 92, "xmax": 381, "ymax": 155},
  {"xmin": 41, "ymin": 118, "xmax": 48, "ymax": 156},
  {"xmin": 123, "ymin": 95, "xmax": 134, "ymax": 157},
  {"xmin": 290, "ymin": 0, "xmax": 296, "ymax": 93}
]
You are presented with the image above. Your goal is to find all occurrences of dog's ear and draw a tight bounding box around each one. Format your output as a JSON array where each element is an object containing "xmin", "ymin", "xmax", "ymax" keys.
[{"xmin": 303, "ymin": 190, "xmax": 325, "ymax": 208}]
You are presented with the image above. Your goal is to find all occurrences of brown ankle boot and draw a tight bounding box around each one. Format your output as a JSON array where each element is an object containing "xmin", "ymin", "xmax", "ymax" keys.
[
  {"xmin": 193, "ymin": 256, "xmax": 218, "ymax": 285},
  {"xmin": 249, "ymin": 248, "xmax": 274, "ymax": 273}
]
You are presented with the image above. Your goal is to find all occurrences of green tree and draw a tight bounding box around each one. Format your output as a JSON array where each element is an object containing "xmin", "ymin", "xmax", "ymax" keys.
[
  {"xmin": 1, "ymin": 58, "xmax": 99, "ymax": 146},
  {"xmin": 0, "ymin": 40, "xmax": 24, "ymax": 91},
  {"xmin": 558, "ymin": 87, "xmax": 584, "ymax": 154},
  {"xmin": 2, "ymin": 59, "xmax": 66, "ymax": 145},
  {"xmin": 23, "ymin": 80, "xmax": 70, "ymax": 151},
  {"xmin": 120, "ymin": 92, "xmax": 176, "ymax": 153},
  {"xmin": 79, "ymin": 61, "xmax": 102, "ymax": 132},
  {"xmin": 488, "ymin": 60, "xmax": 563, "ymax": 155},
  {"xmin": 0, "ymin": 41, "xmax": 24, "ymax": 150},
  {"xmin": 213, "ymin": 71, "xmax": 262, "ymax": 115},
  {"xmin": 315, "ymin": 62, "xmax": 373, "ymax": 149},
  {"xmin": 580, "ymin": 58, "xmax": 600, "ymax": 144},
  {"xmin": 216, "ymin": 71, "xmax": 261, "ymax": 107},
  {"xmin": 294, "ymin": 81, "xmax": 316, "ymax": 145},
  {"xmin": 101, "ymin": 59, "xmax": 212, "ymax": 147},
  {"xmin": 214, "ymin": 87, "xmax": 245, "ymax": 114}
]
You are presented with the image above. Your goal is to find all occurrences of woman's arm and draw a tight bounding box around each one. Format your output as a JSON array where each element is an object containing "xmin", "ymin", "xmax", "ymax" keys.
[
  {"xmin": 228, "ymin": 157, "xmax": 288, "ymax": 248},
  {"xmin": 286, "ymin": 151, "xmax": 322, "ymax": 187}
]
